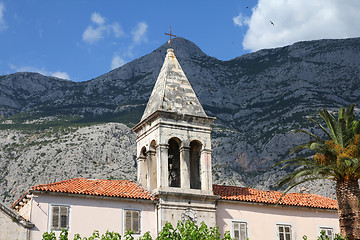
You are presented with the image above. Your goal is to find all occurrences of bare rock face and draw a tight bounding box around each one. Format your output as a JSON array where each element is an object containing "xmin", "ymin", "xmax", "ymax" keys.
[
  {"xmin": 0, "ymin": 123, "xmax": 137, "ymax": 203},
  {"xmin": 1, "ymin": 37, "xmax": 360, "ymax": 203}
]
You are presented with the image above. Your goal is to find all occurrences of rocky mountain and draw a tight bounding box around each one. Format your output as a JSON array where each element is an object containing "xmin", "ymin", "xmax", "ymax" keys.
[{"xmin": 1, "ymin": 37, "xmax": 360, "ymax": 204}]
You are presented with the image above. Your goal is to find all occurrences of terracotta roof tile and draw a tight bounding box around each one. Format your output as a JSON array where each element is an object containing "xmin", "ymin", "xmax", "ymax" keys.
[
  {"xmin": 30, "ymin": 178, "xmax": 155, "ymax": 201},
  {"xmin": 12, "ymin": 179, "xmax": 337, "ymax": 211},
  {"xmin": 213, "ymin": 185, "xmax": 337, "ymax": 210}
]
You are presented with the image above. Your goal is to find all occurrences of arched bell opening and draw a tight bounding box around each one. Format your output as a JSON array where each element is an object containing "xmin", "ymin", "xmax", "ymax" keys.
[
  {"xmin": 190, "ymin": 140, "xmax": 202, "ymax": 189},
  {"xmin": 168, "ymin": 138, "xmax": 181, "ymax": 188},
  {"xmin": 137, "ymin": 146, "xmax": 148, "ymax": 188},
  {"xmin": 140, "ymin": 146, "xmax": 147, "ymax": 158}
]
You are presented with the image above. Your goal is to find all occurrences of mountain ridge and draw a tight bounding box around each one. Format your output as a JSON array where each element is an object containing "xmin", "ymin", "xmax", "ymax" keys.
[{"xmin": 1, "ymin": 37, "xmax": 360, "ymax": 203}]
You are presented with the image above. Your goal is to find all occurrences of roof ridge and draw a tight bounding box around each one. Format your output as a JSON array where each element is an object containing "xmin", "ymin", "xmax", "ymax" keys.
[
  {"xmin": 27, "ymin": 178, "xmax": 155, "ymax": 199},
  {"xmin": 213, "ymin": 184, "xmax": 337, "ymax": 210},
  {"xmin": 30, "ymin": 178, "xmax": 134, "ymax": 188},
  {"xmin": 30, "ymin": 177, "xmax": 83, "ymax": 189},
  {"xmin": 213, "ymin": 184, "xmax": 333, "ymax": 198}
]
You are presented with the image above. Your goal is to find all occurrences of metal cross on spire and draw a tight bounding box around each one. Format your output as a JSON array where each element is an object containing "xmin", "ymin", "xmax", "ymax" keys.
[{"xmin": 165, "ymin": 27, "xmax": 176, "ymax": 48}]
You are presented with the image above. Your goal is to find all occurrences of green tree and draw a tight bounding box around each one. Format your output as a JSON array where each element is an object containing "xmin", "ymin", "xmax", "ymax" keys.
[
  {"xmin": 42, "ymin": 229, "xmax": 68, "ymax": 240},
  {"xmin": 277, "ymin": 104, "xmax": 360, "ymax": 240},
  {"xmin": 42, "ymin": 221, "xmax": 233, "ymax": 240},
  {"xmin": 42, "ymin": 231, "xmax": 56, "ymax": 240},
  {"xmin": 157, "ymin": 220, "xmax": 232, "ymax": 240}
]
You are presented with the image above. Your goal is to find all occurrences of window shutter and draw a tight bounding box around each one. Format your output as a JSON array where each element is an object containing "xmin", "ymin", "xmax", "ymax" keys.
[
  {"xmin": 285, "ymin": 226, "xmax": 291, "ymax": 240},
  {"xmin": 327, "ymin": 229, "xmax": 333, "ymax": 240},
  {"xmin": 60, "ymin": 206, "xmax": 68, "ymax": 229},
  {"xmin": 279, "ymin": 233, "xmax": 285, "ymax": 240},
  {"xmin": 320, "ymin": 227, "xmax": 333, "ymax": 240},
  {"xmin": 52, "ymin": 206, "xmax": 59, "ymax": 229},
  {"xmin": 278, "ymin": 225, "xmax": 284, "ymax": 240},
  {"xmin": 240, "ymin": 222, "xmax": 247, "ymax": 240},
  {"xmin": 233, "ymin": 222, "xmax": 239, "ymax": 240},
  {"xmin": 125, "ymin": 211, "xmax": 132, "ymax": 232},
  {"xmin": 132, "ymin": 211, "xmax": 140, "ymax": 234},
  {"xmin": 277, "ymin": 225, "xmax": 291, "ymax": 240},
  {"xmin": 234, "ymin": 230, "xmax": 240, "ymax": 239},
  {"xmin": 232, "ymin": 221, "xmax": 247, "ymax": 240}
]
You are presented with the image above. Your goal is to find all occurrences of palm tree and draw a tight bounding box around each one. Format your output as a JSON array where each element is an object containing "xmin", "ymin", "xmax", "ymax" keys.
[{"xmin": 276, "ymin": 104, "xmax": 360, "ymax": 240}]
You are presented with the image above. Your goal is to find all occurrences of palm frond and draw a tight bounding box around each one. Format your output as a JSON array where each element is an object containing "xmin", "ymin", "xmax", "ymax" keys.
[
  {"xmin": 306, "ymin": 118, "xmax": 332, "ymax": 140},
  {"xmin": 344, "ymin": 104, "xmax": 355, "ymax": 123},
  {"xmin": 275, "ymin": 104, "xmax": 360, "ymax": 195},
  {"xmin": 318, "ymin": 108, "xmax": 337, "ymax": 140},
  {"xmin": 352, "ymin": 121, "xmax": 360, "ymax": 135},
  {"xmin": 289, "ymin": 140, "xmax": 317, "ymax": 155},
  {"xmin": 276, "ymin": 171, "xmax": 331, "ymax": 193}
]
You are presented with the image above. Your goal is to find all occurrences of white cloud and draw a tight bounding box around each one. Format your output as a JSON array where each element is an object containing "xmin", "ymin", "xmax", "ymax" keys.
[
  {"xmin": 233, "ymin": 13, "xmax": 247, "ymax": 27},
  {"xmin": 131, "ymin": 22, "xmax": 148, "ymax": 44},
  {"xmin": 111, "ymin": 22, "xmax": 124, "ymax": 38},
  {"xmin": 9, "ymin": 65, "xmax": 70, "ymax": 80},
  {"xmin": 83, "ymin": 25, "xmax": 104, "ymax": 44},
  {"xmin": 0, "ymin": 2, "xmax": 8, "ymax": 32},
  {"xmin": 82, "ymin": 12, "xmax": 123, "ymax": 44},
  {"xmin": 91, "ymin": 12, "xmax": 105, "ymax": 25},
  {"xmin": 52, "ymin": 71, "xmax": 70, "ymax": 80},
  {"xmin": 109, "ymin": 22, "xmax": 149, "ymax": 68},
  {"xmin": 125, "ymin": 21, "xmax": 148, "ymax": 57},
  {"xmin": 111, "ymin": 55, "xmax": 125, "ymax": 70},
  {"xmin": 240, "ymin": 0, "xmax": 360, "ymax": 51}
]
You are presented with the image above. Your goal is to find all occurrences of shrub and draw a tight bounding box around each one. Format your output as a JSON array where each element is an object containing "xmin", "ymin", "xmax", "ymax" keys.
[
  {"xmin": 303, "ymin": 230, "xmax": 348, "ymax": 240},
  {"xmin": 41, "ymin": 221, "xmax": 233, "ymax": 240}
]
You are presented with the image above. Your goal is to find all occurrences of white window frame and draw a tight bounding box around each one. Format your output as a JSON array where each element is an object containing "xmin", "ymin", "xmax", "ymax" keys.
[
  {"xmin": 48, "ymin": 204, "xmax": 70, "ymax": 231},
  {"xmin": 319, "ymin": 226, "xmax": 334, "ymax": 240},
  {"xmin": 123, "ymin": 209, "xmax": 141, "ymax": 235},
  {"xmin": 276, "ymin": 223, "xmax": 293, "ymax": 240},
  {"xmin": 230, "ymin": 219, "xmax": 248, "ymax": 240}
]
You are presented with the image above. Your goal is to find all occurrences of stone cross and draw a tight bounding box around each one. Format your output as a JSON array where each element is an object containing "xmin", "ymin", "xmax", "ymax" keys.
[{"xmin": 165, "ymin": 27, "xmax": 176, "ymax": 48}]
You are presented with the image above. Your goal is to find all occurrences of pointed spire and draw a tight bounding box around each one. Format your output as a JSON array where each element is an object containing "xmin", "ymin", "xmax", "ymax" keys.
[{"xmin": 141, "ymin": 48, "xmax": 207, "ymax": 121}]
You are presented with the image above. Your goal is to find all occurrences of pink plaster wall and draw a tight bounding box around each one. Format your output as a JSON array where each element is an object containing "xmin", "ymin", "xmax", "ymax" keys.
[
  {"xmin": 29, "ymin": 194, "xmax": 157, "ymax": 240},
  {"xmin": 216, "ymin": 201, "xmax": 339, "ymax": 240},
  {"xmin": 25, "ymin": 192, "xmax": 340, "ymax": 240}
]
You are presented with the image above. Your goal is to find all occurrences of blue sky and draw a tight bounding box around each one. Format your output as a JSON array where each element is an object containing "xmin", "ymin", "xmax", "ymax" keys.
[{"xmin": 1, "ymin": 0, "xmax": 360, "ymax": 82}]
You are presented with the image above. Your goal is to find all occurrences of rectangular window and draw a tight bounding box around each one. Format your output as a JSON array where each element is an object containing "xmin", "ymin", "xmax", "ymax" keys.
[
  {"xmin": 319, "ymin": 227, "xmax": 334, "ymax": 240},
  {"xmin": 124, "ymin": 210, "xmax": 140, "ymax": 234},
  {"xmin": 277, "ymin": 224, "xmax": 292, "ymax": 240},
  {"xmin": 232, "ymin": 221, "xmax": 248, "ymax": 240},
  {"xmin": 51, "ymin": 205, "xmax": 69, "ymax": 230}
]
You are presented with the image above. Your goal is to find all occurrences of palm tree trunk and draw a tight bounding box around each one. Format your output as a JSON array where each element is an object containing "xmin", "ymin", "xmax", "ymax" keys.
[{"xmin": 336, "ymin": 179, "xmax": 360, "ymax": 240}]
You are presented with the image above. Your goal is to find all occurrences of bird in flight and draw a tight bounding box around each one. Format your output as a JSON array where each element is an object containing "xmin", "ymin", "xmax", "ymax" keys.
[{"xmin": 270, "ymin": 21, "xmax": 275, "ymax": 26}]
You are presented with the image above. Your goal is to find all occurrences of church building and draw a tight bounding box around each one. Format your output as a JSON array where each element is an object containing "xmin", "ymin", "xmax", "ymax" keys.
[{"xmin": 1, "ymin": 43, "xmax": 339, "ymax": 240}]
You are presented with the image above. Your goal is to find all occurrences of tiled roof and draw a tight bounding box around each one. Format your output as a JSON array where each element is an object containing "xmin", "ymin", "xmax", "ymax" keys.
[
  {"xmin": 12, "ymin": 178, "xmax": 337, "ymax": 211},
  {"xmin": 213, "ymin": 185, "xmax": 337, "ymax": 210},
  {"xmin": 31, "ymin": 178, "xmax": 155, "ymax": 201}
]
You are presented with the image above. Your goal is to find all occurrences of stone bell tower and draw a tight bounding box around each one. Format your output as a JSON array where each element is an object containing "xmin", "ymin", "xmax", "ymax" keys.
[{"xmin": 132, "ymin": 38, "xmax": 218, "ymax": 230}]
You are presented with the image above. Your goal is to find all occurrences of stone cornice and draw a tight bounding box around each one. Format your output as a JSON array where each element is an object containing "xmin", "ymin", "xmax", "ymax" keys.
[
  {"xmin": 153, "ymin": 189, "xmax": 220, "ymax": 202},
  {"xmin": 132, "ymin": 110, "xmax": 216, "ymax": 133}
]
